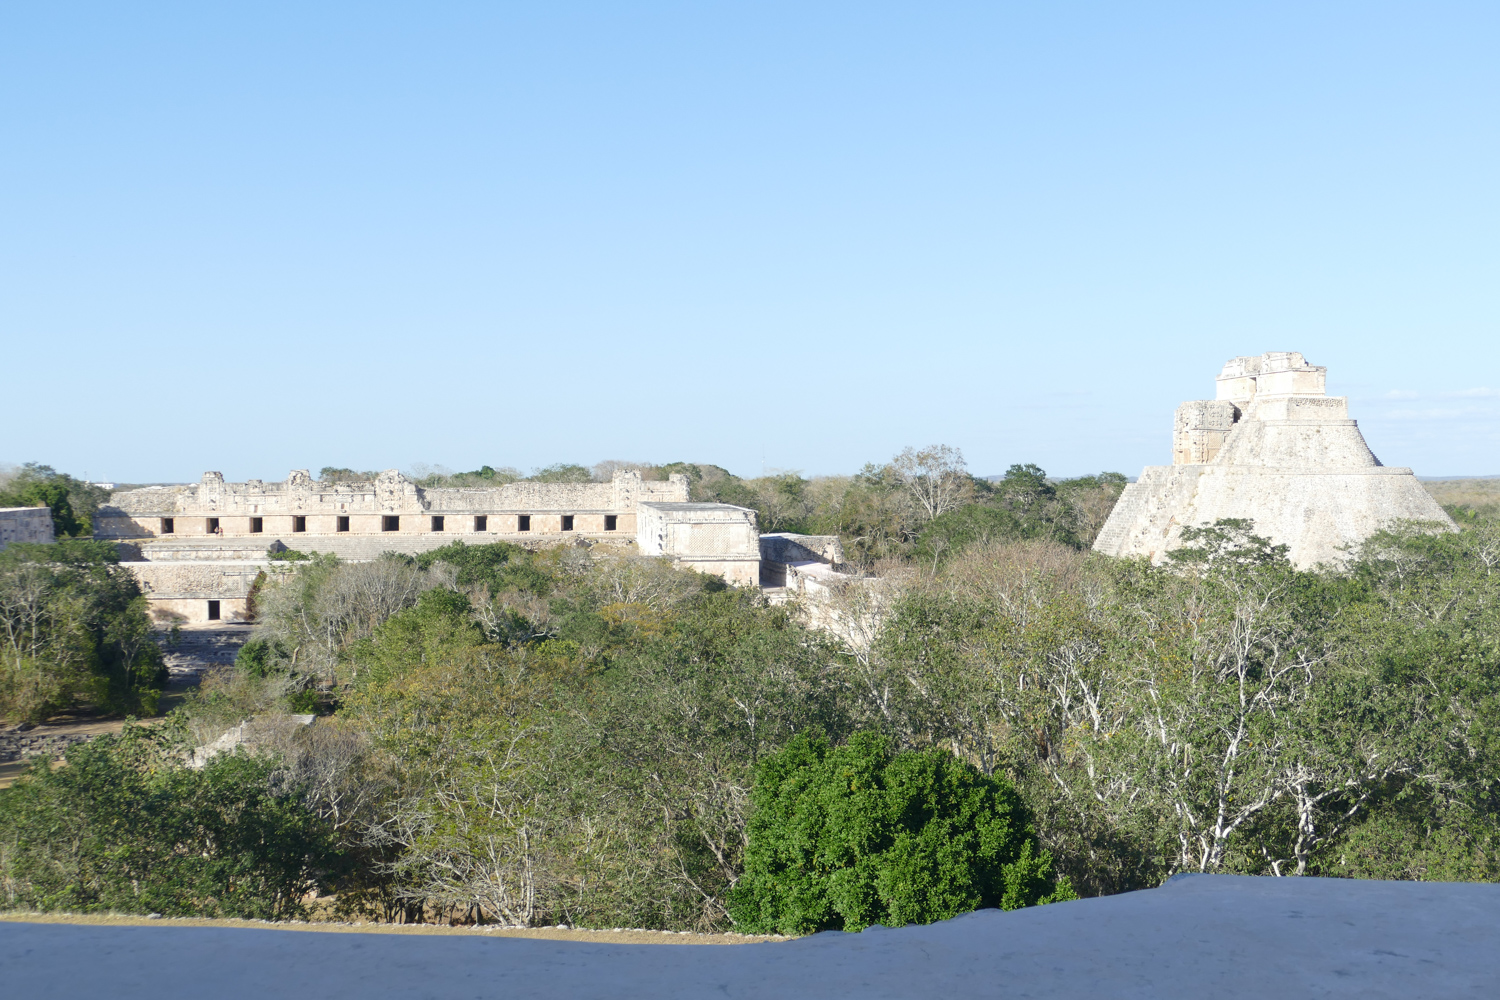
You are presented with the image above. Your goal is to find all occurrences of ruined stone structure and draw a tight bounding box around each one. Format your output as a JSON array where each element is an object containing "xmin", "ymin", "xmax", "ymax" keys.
[
  {"xmin": 1095, "ymin": 352, "xmax": 1455, "ymax": 568},
  {"xmin": 122, "ymin": 561, "xmax": 271, "ymax": 624},
  {"xmin": 98, "ymin": 469, "xmax": 690, "ymax": 622},
  {"xmin": 636, "ymin": 502, "xmax": 762, "ymax": 586},
  {"xmin": 0, "ymin": 507, "xmax": 54, "ymax": 552},
  {"xmin": 758, "ymin": 533, "xmax": 848, "ymax": 591}
]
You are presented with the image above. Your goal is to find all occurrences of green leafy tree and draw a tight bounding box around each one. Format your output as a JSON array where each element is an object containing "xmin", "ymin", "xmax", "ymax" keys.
[
  {"xmin": 529, "ymin": 463, "xmax": 593, "ymax": 483},
  {"xmin": 911, "ymin": 467, "xmax": 1127, "ymax": 566},
  {"xmin": 913, "ymin": 505, "xmax": 1028, "ymax": 568},
  {"xmin": 0, "ymin": 540, "xmax": 163, "ymax": 721},
  {"xmin": 318, "ymin": 467, "xmax": 380, "ymax": 482},
  {"xmin": 729, "ymin": 731, "xmax": 1074, "ymax": 934},
  {"xmin": 415, "ymin": 540, "xmax": 553, "ymax": 598},
  {"xmin": 0, "ymin": 463, "xmax": 108, "ymax": 537}
]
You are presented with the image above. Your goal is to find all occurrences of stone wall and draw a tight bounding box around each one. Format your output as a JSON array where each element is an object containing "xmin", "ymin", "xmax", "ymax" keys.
[
  {"xmin": 1095, "ymin": 352, "xmax": 1456, "ymax": 569},
  {"xmin": 0, "ymin": 507, "xmax": 54, "ymax": 552},
  {"xmin": 758, "ymin": 533, "xmax": 846, "ymax": 566},
  {"xmin": 1173, "ymin": 400, "xmax": 1237, "ymax": 465},
  {"xmin": 1216, "ymin": 351, "xmax": 1327, "ymax": 408},
  {"xmin": 758, "ymin": 533, "xmax": 847, "ymax": 587},
  {"xmin": 126, "ymin": 561, "xmax": 266, "ymax": 623}
]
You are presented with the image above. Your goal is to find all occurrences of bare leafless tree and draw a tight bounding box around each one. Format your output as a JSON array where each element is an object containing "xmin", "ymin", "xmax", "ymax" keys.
[
  {"xmin": 252, "ymin": 557, "xmax": 428, "ymax": 683},
  {"xmin": 265, "ymin": 720, "xmax": 394, "ymax": 833},
  {"xmin": 888, "ymin": 444, "xmax": 974, "ymax": 524}
]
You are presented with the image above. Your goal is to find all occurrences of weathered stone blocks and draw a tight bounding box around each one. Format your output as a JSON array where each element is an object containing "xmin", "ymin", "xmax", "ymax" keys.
[{"xmin": 0, "ymin": 507, "xmax": 54, "ymax": 552}]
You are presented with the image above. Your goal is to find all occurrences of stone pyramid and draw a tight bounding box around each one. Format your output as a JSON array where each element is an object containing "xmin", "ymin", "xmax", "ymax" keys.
[{"xmin": 1094, "ymin": 352, "xmax": 1455, "ymax": 568}]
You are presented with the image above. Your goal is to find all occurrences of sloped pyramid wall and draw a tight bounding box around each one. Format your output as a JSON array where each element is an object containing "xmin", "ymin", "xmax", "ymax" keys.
[{"xmin": 1094, "ymin": 353, "xmax": 1454, "ymax": 569}]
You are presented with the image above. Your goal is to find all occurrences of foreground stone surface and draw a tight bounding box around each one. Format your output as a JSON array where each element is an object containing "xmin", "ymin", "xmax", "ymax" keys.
[{"xmin": 4, "ymin": 876, "xmax": 1498, "ymax": 998}]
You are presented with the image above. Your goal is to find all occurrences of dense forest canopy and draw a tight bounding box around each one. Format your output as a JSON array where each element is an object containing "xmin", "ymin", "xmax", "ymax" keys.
[{"xmin": 3, "ymin": 452, "xmax": 1499, "ymax": 930}]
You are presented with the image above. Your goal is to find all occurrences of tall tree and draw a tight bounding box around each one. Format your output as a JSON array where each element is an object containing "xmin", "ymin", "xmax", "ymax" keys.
[{"xmin": 889, "ymin": 445, "xmax": 974, "ymax": 525}]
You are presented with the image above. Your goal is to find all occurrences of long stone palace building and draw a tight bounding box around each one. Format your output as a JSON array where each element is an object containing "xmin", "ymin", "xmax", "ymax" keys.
[
  {"xmin": 95, "ymin": 468, "xmax": 842, "ymax": 622},
  {"xmin": 1094, "ymin": 351, "xmax": 1455, "ymax": 568}
]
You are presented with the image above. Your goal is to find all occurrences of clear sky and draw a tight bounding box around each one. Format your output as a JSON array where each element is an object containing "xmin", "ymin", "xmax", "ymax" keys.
[{"xmin": 3, "ymin": 2, "xmax": 1497, "ymax": 483}]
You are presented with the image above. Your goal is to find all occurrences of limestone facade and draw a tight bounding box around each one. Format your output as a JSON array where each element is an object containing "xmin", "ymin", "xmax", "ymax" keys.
[
  {"xmin": 1095, "ymin": 352, "xmax": 1456, "ymax": 569},
  {"xmin": 635, "ymin": 502, "xmax": 762, "ymax": 586},
  {"xmin": 124, "ymin": 561, "xmax": 268, "ymax": 623},
  {"xmin": 99, "ymin": 469, "xmax": 689, "ymax": 622},
  {"xmin": 97, "ymin": 468, "xmax": 686, "ymax": 545},
  {"xmin": 0, "ymin": 507, "xmax": 54, "ymax": 552}
]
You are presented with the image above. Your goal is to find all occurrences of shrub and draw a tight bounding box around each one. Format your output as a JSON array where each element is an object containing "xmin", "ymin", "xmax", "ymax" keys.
[
  {"xmin": 729, "ymin": 731, "xmax": 1074, "ymax": 934},
  {"xmin": 0, "ymin": 721, "xmax": 335, "ymax": 918}
]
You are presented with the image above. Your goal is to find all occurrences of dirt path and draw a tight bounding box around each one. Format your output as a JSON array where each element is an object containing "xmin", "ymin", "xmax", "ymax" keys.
[
  {"xmin": 1, "ymin": 624, "xmax": 253, "ymax": 788},
  {"xmin": 0, "ymin": 912, "xmax": 786, "ymax": 944}
]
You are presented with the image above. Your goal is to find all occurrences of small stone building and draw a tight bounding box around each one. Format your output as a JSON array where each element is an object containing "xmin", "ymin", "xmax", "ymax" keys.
[
  {"xmin": 0, "ymin": 507, "xmax": 54, "ymax": 552},
  {"xmin": 635, "ymin": 502, "xmax": 762, "ymax": 586},
  {"xmin": 1095, "ymin": 352, "xmax": 1455, "ymax": 568}
]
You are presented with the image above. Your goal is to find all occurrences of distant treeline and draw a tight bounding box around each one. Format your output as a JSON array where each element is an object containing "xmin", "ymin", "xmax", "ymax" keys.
[{"xmin": 0, "ymin": 463, "xmax": 112, "ymax": 538}]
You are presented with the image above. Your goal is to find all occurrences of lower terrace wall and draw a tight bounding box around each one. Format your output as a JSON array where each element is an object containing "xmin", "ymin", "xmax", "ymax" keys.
[
  {"xmin": 758, "ymin": 533, "xmax": 846, "ymax": 587},
  {"xmin": 1097, "ymin": 465, "xmax": 1451, "ymax": 569},
  {"xmin": 118, "ymin": 534, "xmax": 642, "ymax": 623},
  {"xmin": 125, "ymin": 533, "xmax": 638, "ymax": 563},
  {"xmin": 126, "ymin": 561, "xmax": 266, "ymax": 623}
]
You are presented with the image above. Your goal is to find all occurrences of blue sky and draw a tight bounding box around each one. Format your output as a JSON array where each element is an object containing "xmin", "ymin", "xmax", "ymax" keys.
[{"xmin": 3, "ymin": 2, "xmax": 1497, "ymax": 482}]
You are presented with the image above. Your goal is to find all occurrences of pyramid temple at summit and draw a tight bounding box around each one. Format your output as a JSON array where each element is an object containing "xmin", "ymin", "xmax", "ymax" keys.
[{"xmin": 1094, "ymin": 351, "xmax": 1456, "ymax": 569}]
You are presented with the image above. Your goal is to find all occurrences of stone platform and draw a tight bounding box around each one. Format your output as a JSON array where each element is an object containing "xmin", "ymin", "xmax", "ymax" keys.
[{"xmin": 3, "ymin": 875, "xmax": 1497, "ymax": 998}]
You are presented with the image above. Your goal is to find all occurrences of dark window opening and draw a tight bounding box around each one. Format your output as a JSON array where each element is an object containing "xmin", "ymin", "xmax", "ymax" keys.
[
  {"xmin": 161, "ymin": 517, "xmax": 174, "ymax": 534},
  {"xmin": 383, "ymin": 515, "xmax": 400, "ymax": 532},
  {"xmin": 336, "ymin": 516, "xmax": 349, "ymax": 532},
  {"xmin": 293, "ymin": 516, "xmax": 306, "ymax": 533},
  {"xmin": 604, "ymin": 514, "xmax": 617, "ymax": 531},
  {"xmin": 206, "ymin": 517, "xmax": 219, "ymax": 534},
  {"xmin": 474, "ymin": 515, "xmax": 488, "ymax": 532},
  {"xmin": 561, "ymin": 515, "xmax": 574, "ymax": 531},
  {"xmin": 207, "ymin": 600, "xmax": 220, "ymax": 621},
  {"xmin": 431, "ymin": 515, "xmax": 445, "ymax": 532},
  {"xmin": 517, "ymin": 515, "xmax": 531, "ymax": 532},
  {"xmin": 250, "ymin": 517, "xmax": 263, "ymax": 533}
]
